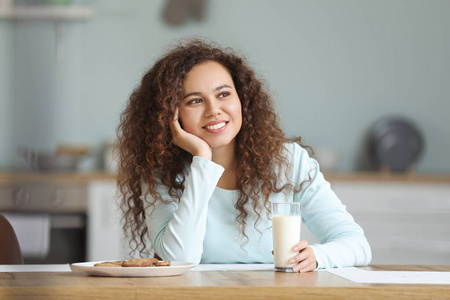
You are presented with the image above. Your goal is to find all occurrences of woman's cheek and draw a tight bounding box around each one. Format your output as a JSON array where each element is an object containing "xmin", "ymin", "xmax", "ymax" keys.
[{"xmin": 178, "ymin": 116, "xmax": 196, "ymax": 135}]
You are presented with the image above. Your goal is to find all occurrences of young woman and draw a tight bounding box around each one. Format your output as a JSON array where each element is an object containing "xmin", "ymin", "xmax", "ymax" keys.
[{"xmin": 116, "ymin": 40, "xmax": 371, "ymax": 272}]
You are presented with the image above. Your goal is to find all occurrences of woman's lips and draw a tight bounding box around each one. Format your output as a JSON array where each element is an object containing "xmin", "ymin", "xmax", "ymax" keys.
[{"xmin": 203, "ymin": 121, "xmax": 228, "ymax": 133}]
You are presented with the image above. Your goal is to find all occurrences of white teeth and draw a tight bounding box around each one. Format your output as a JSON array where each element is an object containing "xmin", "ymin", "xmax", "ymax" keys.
[{"xmin": 205, "ymin": 122, "xmax": 226, "ymax": 130}]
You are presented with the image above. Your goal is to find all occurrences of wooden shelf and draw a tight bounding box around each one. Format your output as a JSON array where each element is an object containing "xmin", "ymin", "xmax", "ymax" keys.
[
  {"xmin": 0, "ymin": 5, "xmax": 95, "ymax": 20},
  {"xmin": 0, "ymin": 171, "xmax": 115, "ymax": 186}
]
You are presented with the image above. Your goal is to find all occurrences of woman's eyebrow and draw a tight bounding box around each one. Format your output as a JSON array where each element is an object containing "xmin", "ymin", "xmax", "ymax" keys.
[
  {"xmin": 183, "ymin": 91, "xmax": 201, "ymax": 100},
  {"xmin": 214, "ymin": 84, "xmax": 232, "ymax": 91},
  {"xmin": 183, "ymin": 84, "xmax": 232, "ymax": 100}
]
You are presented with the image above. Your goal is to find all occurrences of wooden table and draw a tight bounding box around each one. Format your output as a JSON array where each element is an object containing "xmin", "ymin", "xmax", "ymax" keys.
[{"xmin": 0, "ymin": 265, "xmax": 449, "ymax": 299}]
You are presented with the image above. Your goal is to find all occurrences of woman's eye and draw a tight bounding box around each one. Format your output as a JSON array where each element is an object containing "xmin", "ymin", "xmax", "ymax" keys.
[
  {"xmin": 218, "ymin": 92, "xmax": 230, "ymax": 98},
  {"xmin": 187, "ymin": 98, "xmax": 202, "ymax": 104}
]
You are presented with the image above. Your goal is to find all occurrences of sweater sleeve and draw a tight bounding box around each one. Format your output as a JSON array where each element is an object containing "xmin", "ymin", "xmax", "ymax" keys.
[
  {"xmin": 144, "ymin": 156, "xmax": 224, "ymax": 264},
  {"xmin": 288, "ymin": 143, "xmax": 372, "ymax": 269}
]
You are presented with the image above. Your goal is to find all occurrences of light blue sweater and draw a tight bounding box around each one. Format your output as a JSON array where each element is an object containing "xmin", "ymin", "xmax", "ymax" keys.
[{"xmin": 144, "ymin": 142, "xmax": 372, "ymax": 269}]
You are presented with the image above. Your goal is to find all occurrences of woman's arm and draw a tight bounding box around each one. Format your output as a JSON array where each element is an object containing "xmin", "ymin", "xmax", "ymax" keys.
[
  {"xmin": 289, "ymin": 143, "xmax": 372, "ymax": 269},
  {"xmin": 144, "ymin": 156, "xmax": 224, "ymax": 264}
]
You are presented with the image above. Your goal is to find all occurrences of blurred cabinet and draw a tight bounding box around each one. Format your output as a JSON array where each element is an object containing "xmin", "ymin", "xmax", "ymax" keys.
[
  {"xmin": 0, "ymin": 4, "xmax": 95, "ymax": 61},
  {"xmin": 330, "ymin": 181, "xmax": 450, "ymax": 265},
  {"xmin": 87, "ymin": 181, "xmax": 129, "ymax": 261},
  {"xmin": 0, "ymin": 184, "xmax": 86, "ymax": 213},
  {"xmin": 0, "ymin": 180, "xmax": 88, "ymax": 263}
]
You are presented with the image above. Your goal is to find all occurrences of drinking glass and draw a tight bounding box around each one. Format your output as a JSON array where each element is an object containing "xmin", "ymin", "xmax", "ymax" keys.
[{"xmin": 272, "ymin": 202, "xmax": 301, "ymax": 272}]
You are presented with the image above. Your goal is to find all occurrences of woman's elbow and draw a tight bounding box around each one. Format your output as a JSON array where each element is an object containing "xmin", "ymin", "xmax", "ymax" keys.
[
  {"xmin": 356, "ymin": 236, "xmax": 372, "ymax": 266},
  {"xmin": 153, "ymin": 245, "xmax": 202, "ymax": 264}
]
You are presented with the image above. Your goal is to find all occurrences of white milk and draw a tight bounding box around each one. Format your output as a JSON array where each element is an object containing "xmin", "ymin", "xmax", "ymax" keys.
[{"xmin": 272, "ymin": 215, "xmax": 302, "ymax": 269}]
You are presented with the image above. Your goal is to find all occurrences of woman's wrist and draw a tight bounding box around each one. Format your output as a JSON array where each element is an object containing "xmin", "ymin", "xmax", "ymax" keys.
[{"xmin": 193, "ymin": 148, "xmax": 212, "ymax": 160}]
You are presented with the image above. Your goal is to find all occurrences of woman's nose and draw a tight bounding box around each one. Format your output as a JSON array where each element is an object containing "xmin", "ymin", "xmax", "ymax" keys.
[{"xmin": 204, "ymin": 99, "xmax": 221, "ymax": 117}]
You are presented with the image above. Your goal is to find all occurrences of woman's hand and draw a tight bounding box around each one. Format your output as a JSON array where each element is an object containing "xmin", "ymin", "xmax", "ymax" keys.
[
  {"xmin": 290, "ymin": 240, "xmax": 316, "ymax": 273},
  {"xmin": 171, "ymin": 108, "xmax": 212, "ymax": 160}
]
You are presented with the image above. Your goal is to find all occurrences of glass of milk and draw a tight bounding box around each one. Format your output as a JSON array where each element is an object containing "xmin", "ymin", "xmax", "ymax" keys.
[{"xmin": 272, "ymin": 202, "xmax": 301, "ymax": 272}]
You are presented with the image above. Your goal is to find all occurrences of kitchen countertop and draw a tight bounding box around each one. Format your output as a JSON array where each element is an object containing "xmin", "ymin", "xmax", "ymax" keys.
[
  {"xmin": 1, "ymin": 265, "xmax": 449, "ymax": 299},
  {"xmin": 323, "ymin": 171, "xmax": 450, "ymax": 183},
  {"xmin": 0, "ymin": 172, "xmax": 116, "ymax": 186}
]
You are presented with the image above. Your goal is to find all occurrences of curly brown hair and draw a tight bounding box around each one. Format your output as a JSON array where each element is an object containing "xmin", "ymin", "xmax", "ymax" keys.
[{"xmin": 116, "ymin": 39, "xmax": 311, "ymax": 257}]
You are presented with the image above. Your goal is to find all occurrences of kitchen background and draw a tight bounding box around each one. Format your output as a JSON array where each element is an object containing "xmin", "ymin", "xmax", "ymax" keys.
[
  {"xmin": 1, "ymin": 0, "xmax": 450, "ymax": 266},
  {"xmin": 0, "ymin": 0, "xmax": 449, "ymax": 173}
]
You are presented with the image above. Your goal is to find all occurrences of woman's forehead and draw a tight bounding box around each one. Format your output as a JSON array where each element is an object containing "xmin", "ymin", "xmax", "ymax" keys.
[{"xmin": 182, "ymin": 61, "xmax": 234, "ymax": 92}]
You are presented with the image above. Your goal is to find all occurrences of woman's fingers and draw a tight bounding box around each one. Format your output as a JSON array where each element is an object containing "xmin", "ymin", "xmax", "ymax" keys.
[
  {"xmin": 171, "ymin": 108, "xmax": 212, "ymax": 159},
  {"xmin": 289, "ymin": 247, "xmax": 309, "ymax": 264},
  {"xmin": 293, "ymin": 256, "xmax": 316, "ymax": 273},
  {"xmin": 292, "ymin": 240, "xmax": 309, "ymax": 252},
  {"xmin": 171, "ymin": 107, "xmax": 192, "ymax": 148},
  {"xmin": 271, "ymin": 240, "xmax": 316, "ymax": 273},
  {"xmin": 171, "ymin": 109, "xmax": 182, "ymax": 136},
  {"xmin": 289, "ymin": 240, "xmax": 317, "ymax": 273}
]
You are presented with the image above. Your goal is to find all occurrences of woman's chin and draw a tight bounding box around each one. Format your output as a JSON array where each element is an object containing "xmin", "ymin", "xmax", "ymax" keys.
[{"xmin": 208, "ymin": 138, "xmax": 236, "ymax": 151}]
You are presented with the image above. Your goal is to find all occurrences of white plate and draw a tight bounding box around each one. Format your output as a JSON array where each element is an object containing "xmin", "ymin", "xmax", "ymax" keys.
[{"xmin": 70, "ymin": 261, "xmax": 196, "ymax": 277}]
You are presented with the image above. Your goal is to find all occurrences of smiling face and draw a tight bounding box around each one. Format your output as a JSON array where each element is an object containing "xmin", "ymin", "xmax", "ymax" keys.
[{"xmin": 179, "ymin": 61, "xmax": 242, "ymax": 150}]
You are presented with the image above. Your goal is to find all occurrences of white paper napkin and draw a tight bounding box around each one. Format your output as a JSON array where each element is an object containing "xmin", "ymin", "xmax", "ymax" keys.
[
  {"xmin": 3, "ymin": 213, "xmax": 51, "ymax": 259},
  {"xmin": 326, "ymin": 267, "xmax": 450, "ymax": 285}
]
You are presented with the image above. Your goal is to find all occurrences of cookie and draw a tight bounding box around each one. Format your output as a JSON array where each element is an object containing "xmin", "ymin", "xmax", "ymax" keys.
[
  {"xmin": 94, "ymin": 261, "xmax": 124, "ymax": 267},
  {"xmin": 122, "ymin": 258, "xmax": 159, "ymax": 267},
  {"xmin": 155, "ymin": 261, "xmax": 171, "ymax": 267}
]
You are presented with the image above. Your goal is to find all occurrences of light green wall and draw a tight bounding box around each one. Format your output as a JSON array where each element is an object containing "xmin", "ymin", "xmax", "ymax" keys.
[
  {"xmin": 0, "ymin": 20, "xmax": 13, "ymax": 168},
  {"xmin": 1, "ymin": 0, "xmax": 449, "ymax": 172}
]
